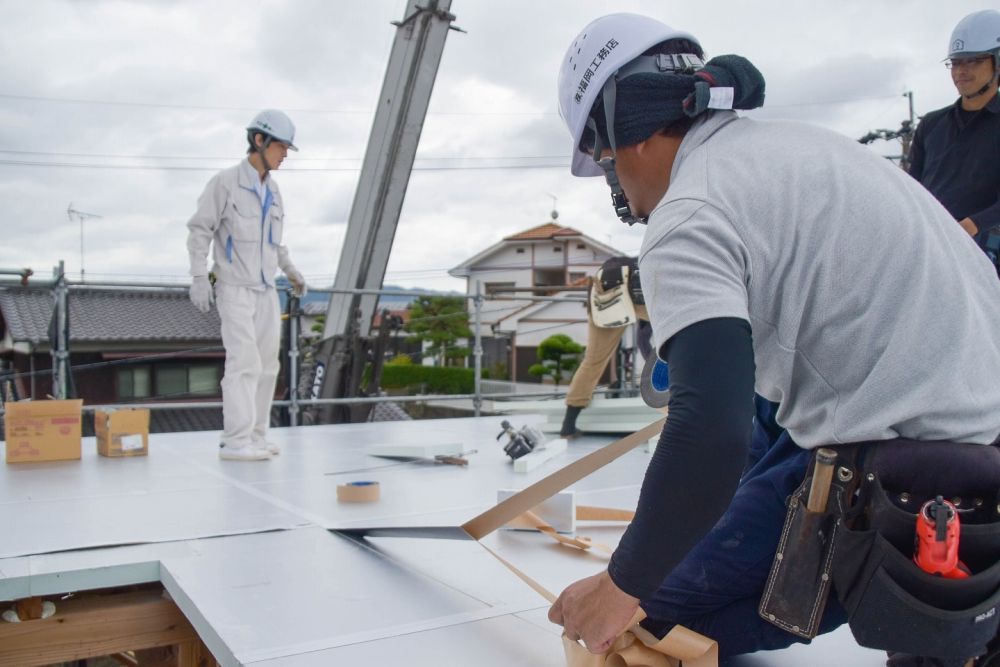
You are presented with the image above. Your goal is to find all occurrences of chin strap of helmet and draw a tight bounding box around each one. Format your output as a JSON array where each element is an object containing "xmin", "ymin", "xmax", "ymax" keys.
[
  {"xmin": 963, "ymin": 51, "xmax": 1000, "ymax": 99},
  {"xmin": 587, "ymin": 53, "xmax": 706, "ymax": 226},
  {"xmin": 588, "ymin": 75, "xmax": 647, "ymax": 226},
  {"xmin": 249, "ymin": 131, "xmax": 275, "ymax": 173}
]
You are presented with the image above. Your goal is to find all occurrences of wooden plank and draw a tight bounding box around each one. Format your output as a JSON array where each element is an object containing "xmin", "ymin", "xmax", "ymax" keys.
[
  {"xmin": 14, "ymin": 597, "xmax": 43, "ymax": 621},
  {"xmin": 0, "ymin": 588, "xmax": 199, "ymax": 667},
  {"xmin": 177, "ymin": 641, "xmax": 198, "ymax": 667}
]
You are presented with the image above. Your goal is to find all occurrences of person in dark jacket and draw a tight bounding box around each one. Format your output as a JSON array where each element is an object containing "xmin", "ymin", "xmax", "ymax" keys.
[{"xmin": 908, "ymin": 10, "xmax": 1000, "ymax": 262}]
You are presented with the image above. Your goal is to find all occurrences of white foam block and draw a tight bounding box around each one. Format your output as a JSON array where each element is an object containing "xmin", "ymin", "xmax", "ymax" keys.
[
  {"xmin": 512, "ymin": 438, "xmax": 568, "ymax": 473},
  {"xmin": 367, "ymin": 442, "xmax": 464, "ymax": 458},
  {"xmin": 498, "ymin": 489, "xmax": 576, "ymax": 533}
]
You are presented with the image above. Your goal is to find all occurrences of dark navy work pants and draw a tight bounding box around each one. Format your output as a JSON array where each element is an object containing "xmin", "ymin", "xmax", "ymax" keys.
[{"xmin": 639, "ymin": 397, "xmax": 849, "ymax": 658}]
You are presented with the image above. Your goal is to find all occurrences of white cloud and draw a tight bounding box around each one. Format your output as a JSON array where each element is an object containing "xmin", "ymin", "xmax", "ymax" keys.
[{"xmin": 0, "ymin": 0, "xmax": 987, "ymax": 292}]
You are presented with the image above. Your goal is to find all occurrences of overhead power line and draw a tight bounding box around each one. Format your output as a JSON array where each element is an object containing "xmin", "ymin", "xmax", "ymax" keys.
[
  {"xmin": 761, "ymin": 93, "xmax": 902, "ymax": 109},
  {"xmin": 0, "ymin": 148, "xmax": 569, "ymax": 162},
  {"xmin": 0, "ymin": 90, "xmax": 905, "ymax": 116},
  {"xmin": 0, "ymin": 159, "xmax": 569, "ymax": 172},
  {"xmin": 0, "ymin": 92, "xmax": 559, "ymax": 117}
]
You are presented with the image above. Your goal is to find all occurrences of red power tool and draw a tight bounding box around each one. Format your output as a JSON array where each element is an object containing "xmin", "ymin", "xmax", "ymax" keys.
[{"xmin": 913, "ymin": 495, "xmax": 970, "ymax": 579}]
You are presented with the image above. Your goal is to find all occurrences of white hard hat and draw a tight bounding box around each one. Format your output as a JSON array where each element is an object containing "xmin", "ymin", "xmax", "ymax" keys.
[
  {"xmin": 247, "ymin": 109, "xmax": 298, "ymax": 151},
  {"xmin": 948, "ymin": 9, "xmax": 1000, "ymax": 59},
  {"xmin": 557, "ymin": 13, "xmax": 699, "ymax": 177}
]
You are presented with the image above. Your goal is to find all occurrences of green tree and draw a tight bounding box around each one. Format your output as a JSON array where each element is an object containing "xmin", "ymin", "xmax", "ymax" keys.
[
  {"xmin": 404, "ymin": 296, "xmax": 472, "ymax": 367},
  {"xmin": 528, "ymin": 333, "xmax": 583, "ymax": 387}
]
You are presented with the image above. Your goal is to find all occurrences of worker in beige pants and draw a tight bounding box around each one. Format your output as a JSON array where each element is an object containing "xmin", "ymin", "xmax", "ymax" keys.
[{"xmin": 560, "ymin": 283, "xmax": 649, "ymax": 438}]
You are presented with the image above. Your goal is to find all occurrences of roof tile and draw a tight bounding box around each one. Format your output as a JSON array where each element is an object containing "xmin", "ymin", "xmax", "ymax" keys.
[
  {"xmin": 0, "ymin": 286, "xmax": 221, "ymax": 344},
  {"xmin": 504, "ymin": 222, "xmax": 583, "ymax": 241}
]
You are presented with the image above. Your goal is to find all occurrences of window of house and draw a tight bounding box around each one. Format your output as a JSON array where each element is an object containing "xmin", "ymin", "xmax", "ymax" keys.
[
  {"xmin": 515, "ymin": 247, "xmax": 525, "ymax": 254},
  {"xmin": 553, "ymin": 246, "xmax": 562, "ymax": 252},
  {"xmin": 157, "ymin": 367, "xmax": 188, "ymax": 398},
  {"xmin": 189, "ymin": 366, "xmax": 220, "ymax": 395},
  {"xmin": 117, "ymin": 366, "xmax": 151, "ymax": 399},
  {"xmin": 484, "ymin": 282, "xmax": 516, "ymax": 296},
  {"xmin": 533, "ymin": 268, "xmax": 565, "ymax": 287},
  {"xmin": 154, "ymin": 364, "xmax": 220, "ymax": 398},
  {"xmin": 576, "ymin": 243, "xmax": 586, "ymax": 250}
]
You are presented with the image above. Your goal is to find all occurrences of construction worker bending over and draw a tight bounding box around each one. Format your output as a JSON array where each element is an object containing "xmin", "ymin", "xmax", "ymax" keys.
[
  {"xmin": 560, "ymin": 256, "xmax": 651, "ymax": 438},
  {"xmin": 548, "ymin": 14, "xmax": 1000, "ymax": 666},
  {"xmin": 908, "ymin": 10, "xmax": 1000, "ymax": 266},
  {"xmin": 186, "ymin": 110, "xmax": 307, "ymax": 461}
]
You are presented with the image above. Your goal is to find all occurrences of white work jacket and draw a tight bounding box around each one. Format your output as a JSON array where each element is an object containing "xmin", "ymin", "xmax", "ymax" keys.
[{"xmin": 186, "ymin": 159, "xmax": 296, "ymax": 288}]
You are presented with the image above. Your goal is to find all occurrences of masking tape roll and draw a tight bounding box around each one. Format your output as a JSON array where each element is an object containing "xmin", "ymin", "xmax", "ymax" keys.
[{"xmin": 337, "ymin": 480, "xmax": 380, "ymax": 503}]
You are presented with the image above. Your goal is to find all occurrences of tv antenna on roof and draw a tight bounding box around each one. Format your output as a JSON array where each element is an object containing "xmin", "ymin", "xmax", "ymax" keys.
[{"xmin": 67, "ymin": 203, "xmax": 102, "ymax": 282}]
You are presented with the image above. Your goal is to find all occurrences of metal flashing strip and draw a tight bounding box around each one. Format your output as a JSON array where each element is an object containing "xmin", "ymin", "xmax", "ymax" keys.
[{"xmin": 335, "ymin": 525, "xmax": 473, "ymax": 540}]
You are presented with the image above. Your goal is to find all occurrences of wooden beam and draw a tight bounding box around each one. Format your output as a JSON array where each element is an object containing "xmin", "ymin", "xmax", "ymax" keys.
[
  {"xmin": 0, "ymin": 588, "xmax": 199, "ymax": 667},
  {"xmin": 110, "ymin": 653, "xmax": 140, "ymax": 667}
]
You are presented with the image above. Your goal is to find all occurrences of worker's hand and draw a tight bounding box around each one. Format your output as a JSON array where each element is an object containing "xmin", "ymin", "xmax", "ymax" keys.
[
  {"xmin": 286, "ymin": 268, "xmax": 308, "ymax": 298},
  {"xmin": 548, "ymin": 570, "xmax": 640, "ymax": 654},
  {"xmin": 189, "ymin": 275, "xmax": 213, "ymax": 313},
  {"xmin": 959, "ymin": 217, "xmax": 979, "ymax": 237}
]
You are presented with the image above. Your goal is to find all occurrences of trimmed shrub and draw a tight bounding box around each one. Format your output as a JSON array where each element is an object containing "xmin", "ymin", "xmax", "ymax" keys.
[{"xmin": 380, "ymin": 365, "xmax": 477, "ymax": 394}]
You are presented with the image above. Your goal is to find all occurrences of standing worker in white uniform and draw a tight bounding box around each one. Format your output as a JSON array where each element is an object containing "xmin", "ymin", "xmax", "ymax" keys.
[{"xmin": 186, "ymin": 110, "xmax": 307, "ymax": 461}]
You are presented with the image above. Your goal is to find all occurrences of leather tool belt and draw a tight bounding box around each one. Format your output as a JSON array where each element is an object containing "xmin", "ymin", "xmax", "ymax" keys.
[
  {"xmin": 760, "ymin": 439, "xmax": 1000, "ymax": 661},
  {"xmin": 599, "ymin": 259, "xmax": 645, "ymax": 306},
  {"xmin": 591, "ymin": 268, "xmax": 638, "ymax": 329}
]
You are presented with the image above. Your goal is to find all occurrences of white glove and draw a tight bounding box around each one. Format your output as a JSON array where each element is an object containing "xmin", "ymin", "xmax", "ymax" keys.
[
  {"xmin": 190, "ymin": 275, "xmax": 214, "ymax": 313},
  {"xmin": 286, "ymin": 269, "xmax": 307, "ymax": 298}
]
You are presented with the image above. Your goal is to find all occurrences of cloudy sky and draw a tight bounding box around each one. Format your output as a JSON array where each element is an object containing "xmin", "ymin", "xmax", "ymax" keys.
[{"xmin": 0, "ymin": 0, "xmax": 987, "ymax": 292}]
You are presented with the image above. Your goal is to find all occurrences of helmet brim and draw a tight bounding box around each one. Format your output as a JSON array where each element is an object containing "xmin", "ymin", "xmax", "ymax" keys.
[{"xmin": 571, "ymin": 146, "xmax": 606, "ymax": 177}]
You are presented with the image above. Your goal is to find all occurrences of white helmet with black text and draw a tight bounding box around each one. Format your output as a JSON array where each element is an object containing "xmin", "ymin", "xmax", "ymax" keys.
[{"xmin": 557, "ymin": 13, "xmax": 700, "ymax": 178}]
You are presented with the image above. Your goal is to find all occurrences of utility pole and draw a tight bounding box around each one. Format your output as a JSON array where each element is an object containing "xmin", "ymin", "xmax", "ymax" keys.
[
  {"xmin": 901, "ymin": 91, "xmax": 916, "ymax": 172},
  {"xmin": 857, "ymin": 90, "xmax": 916, "ymax": 171},
  {"xmin": 67, "ymin": 203, "xmax": 102, "ymax": 282},
  {"xmin": 51, "ymin": 260, "xmax": 69, "ymax": 399}
]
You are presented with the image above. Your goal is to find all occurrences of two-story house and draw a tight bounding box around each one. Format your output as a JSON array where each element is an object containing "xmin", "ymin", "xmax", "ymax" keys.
[{"xmin": 449, "ymin": 217, "xmax": 627, "ymax": 381}]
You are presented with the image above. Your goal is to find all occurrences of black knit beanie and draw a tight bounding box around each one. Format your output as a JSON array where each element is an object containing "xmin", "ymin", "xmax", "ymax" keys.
[{"xmin": 587, "ymin": 54, "xmax": 766, "ymax": 150}]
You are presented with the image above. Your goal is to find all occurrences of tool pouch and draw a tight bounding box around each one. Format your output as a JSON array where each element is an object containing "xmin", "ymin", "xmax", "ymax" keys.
[
  {"xmin": 590, "ymin": 270, "xmax": 637, "ymax": 329},
  {"xmin": 828, "ymin": 440, "xmax": 1000, "ymax": 660},
  {"xmin": 758, "ymin": 449, "xmax": 848, "ymax": 639}
]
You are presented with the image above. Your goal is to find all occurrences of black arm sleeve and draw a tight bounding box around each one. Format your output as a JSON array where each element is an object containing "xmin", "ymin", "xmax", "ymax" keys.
[{"xmin": 607, "ymin": 317, "xmax": 756, "ymax": 600}]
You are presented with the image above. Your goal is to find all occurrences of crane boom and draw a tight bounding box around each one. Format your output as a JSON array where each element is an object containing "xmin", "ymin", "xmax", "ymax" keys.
[{"xmin": 310, "ymin": 0, "xmax": 458, "ymax": 423}]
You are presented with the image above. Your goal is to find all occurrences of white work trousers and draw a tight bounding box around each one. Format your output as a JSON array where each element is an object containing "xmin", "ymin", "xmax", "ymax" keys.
[{"xmin": 216, "ymin": 282, "xmax": 280, "ymax": 447}]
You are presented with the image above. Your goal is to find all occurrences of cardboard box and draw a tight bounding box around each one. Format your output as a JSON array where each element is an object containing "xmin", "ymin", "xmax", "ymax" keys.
[
  {"xmin": 4, "ymin": 399, "xmax": 83, "ymax": 463},
  {"xmin": 95, "ymin": 408, "xmax": 150, "ymax": 457}
]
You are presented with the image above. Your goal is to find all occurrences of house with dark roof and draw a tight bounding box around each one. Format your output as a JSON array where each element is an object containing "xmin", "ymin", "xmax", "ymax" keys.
[
  {"xmin": 0, "ymin": 285, "xmax": 242, "ymax": 433},
  {"xmin": 449, "ymin": 217, "xmax": 626, "ymax": 381}
]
